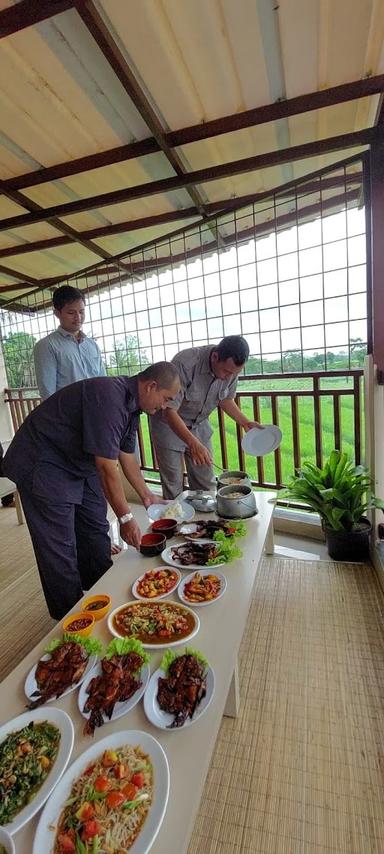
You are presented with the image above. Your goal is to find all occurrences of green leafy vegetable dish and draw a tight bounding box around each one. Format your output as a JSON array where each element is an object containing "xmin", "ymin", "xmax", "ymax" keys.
[
  {"xmin": 0, "ymin": 720, "xmax": 60, "ymax": 825},
  {"xmin": 207, "ymin": 538, "xmax": 242, "ymax": 566}
]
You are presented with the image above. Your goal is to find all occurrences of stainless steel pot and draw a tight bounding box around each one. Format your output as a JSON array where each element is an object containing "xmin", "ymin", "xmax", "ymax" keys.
[
  {"xmin": 216, "ymin": 484, "xmax": 257, "ymax": 519},
  {"xmin": 216, "ymin": 469, "xmax": 252, "ymax": 490}
]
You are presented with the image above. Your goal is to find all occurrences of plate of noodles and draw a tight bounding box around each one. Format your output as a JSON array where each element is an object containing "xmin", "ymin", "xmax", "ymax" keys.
[{"xmin": 32, "ymin": 730, "xmax": 169, "ymax": 854}]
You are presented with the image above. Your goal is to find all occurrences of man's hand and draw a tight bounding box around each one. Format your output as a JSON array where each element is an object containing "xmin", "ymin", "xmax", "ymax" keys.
[
  {"xmin": 142, "ymin": 493, "xmax": 168, "ymax": 508},
  {"xmin": 243, "ymin": 420, "xmax": 264, "ymax": 432},
  {"xmin": 119, "ymin": 518, "xmax": 141, "ymax": 549},
  {"xmin": 188, "ymin": 436, "xmax": 213, "ymax": 466}
]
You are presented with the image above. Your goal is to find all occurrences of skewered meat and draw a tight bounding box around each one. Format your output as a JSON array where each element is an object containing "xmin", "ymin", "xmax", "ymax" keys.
[
  {"xmin": 83, "ymin": 652, "xmax": 143, "ymax": 736},
  {"xmin": 27, "ymin": 641, "xmax": 89, "ymax": 708},
  {"xmin": 157, "ymin": 654, "xmax": 207, "ymax": 727},
  {"xmin": 171, "ymin": 542, "xmax": 218, "ymax": 566}
]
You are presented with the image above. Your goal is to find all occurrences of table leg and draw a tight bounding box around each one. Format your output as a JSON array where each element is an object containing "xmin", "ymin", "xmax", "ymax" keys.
[
  {"xmin": 224, "ymin": 662, "xmax": 239, "ymax": 717},
  {"xmin": 14, "ymin": 490, "xmax": 24, "ymax": 525},
  {"xmin": 265, "ymin": 516, "xmax": 274, "ymax": 554}
]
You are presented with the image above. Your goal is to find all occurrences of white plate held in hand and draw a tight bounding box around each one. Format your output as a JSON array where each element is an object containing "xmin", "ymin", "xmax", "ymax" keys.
[{"xmin": 241, "ymin": 424, "xmax": 282, "ymax": 456}]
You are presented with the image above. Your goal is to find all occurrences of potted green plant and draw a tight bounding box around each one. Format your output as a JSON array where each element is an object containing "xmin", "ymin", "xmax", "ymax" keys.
[{"xmin": 280, "ymin": 450, "xmax": 384, "ymax": 560}]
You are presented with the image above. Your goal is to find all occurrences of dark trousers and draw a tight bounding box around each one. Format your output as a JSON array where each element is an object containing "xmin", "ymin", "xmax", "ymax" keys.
[{"xmin": 19, "ymin": 480, "xmax": 113, "ymax": 620}]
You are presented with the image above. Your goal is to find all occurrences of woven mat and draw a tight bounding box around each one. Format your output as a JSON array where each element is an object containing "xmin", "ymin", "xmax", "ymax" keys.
[{"xmin": 188, "ymin": 556, "xmax": 384, "ymax": 854}]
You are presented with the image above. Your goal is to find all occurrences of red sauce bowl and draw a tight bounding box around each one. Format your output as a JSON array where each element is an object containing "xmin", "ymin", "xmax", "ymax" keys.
[
  {"xmin": 62, "ymin": 610, "xmax": 95, "ymax": 637},
  {"xmin": 140, "ymin": 532, "xmax": 167, "ymax": 556},
  {"xmin": 151, "ymin": 518, "xmax": 178, "ymax": 539}
]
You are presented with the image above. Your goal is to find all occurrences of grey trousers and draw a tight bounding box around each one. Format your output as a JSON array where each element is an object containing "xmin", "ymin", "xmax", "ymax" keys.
[{"xmin": 154, "ymin": 439, "xmax": 216, "ymax": 499}]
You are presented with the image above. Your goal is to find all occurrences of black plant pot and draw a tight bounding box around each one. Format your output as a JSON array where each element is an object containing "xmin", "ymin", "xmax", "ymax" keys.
[{"xmin": 324, "ymin": 517, "xmax": 371, "ymax": 561}]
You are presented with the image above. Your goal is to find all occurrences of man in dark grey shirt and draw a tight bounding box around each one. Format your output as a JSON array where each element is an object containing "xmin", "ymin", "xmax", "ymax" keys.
[
  {"xmin": 2, "ymin": 363, "xmax": 180, "ymax": 619},
  {"xmin": 150, "ymin": 336, "xmax": 261, "ymax": 498}
]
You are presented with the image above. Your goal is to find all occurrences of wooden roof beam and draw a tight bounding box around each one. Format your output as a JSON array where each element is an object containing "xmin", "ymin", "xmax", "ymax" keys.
[
  {"xmin": 2, "ymin": 76, "xmax": 383, "ymax": 194},
  {"xmin": 73, "ymin": 0, "xmax": 223, "ymax": 247},
  {"xmin": 0, "ymin": 0, "xmax": 73, "ymax": 38},
  {"xmin": 0, "ymin": 128, "xmax": 374, "ymax": 234},
  {"xmin": 0, "ymin": 171, "xmax": 362, "ymax": 260}
]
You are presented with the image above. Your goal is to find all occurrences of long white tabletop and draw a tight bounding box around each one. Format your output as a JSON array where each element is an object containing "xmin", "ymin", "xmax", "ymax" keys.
[{"xmin": 1, "ymin": 491, "xmax": 275, "ymax": 853}]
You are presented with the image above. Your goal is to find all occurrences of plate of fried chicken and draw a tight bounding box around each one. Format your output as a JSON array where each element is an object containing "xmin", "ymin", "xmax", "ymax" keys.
[
  {"xmin": 144, "ymin": 649, "xmax": 214, "ymax": 730},
  {"xmin": 24, "ymin": 640, "xmax": 98, "ymax": 708},
  {"xmin": 78, "ymin": 641, "xmax": 150, "ymax": 735}
]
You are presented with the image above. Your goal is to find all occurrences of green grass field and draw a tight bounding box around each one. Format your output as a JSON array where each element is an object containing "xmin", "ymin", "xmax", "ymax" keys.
[{"xmin": 140, "ymin": 375, "xmax": 364, "ymax": 487}]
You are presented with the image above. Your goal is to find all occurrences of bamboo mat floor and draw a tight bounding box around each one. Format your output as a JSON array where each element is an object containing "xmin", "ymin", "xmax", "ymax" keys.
[
  {"xmin": 188, "ymin": 556, "xmax": 384, "ymax": 854},
  {"xmin": 1, "ymin": 507, "xmax": 384, "ymax": 852}
]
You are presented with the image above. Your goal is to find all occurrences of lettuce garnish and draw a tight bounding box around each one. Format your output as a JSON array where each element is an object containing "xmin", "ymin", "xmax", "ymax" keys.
[
  {"xmin": 104, "ymin": 636, "xmax": 150, "ymax": 665},
  {"xmin": 213, "ymin": 520, "xmax": 247, "ymax": 541},
  {"xmin": 45, "ymin": 632, "xmax": 103, "ymax": 657},
  {"xmin": 207, "ymin": 537, "xmax": 242, "ymax": 565},
  {"xmin": 160, "ymin": 646, "xmax": 209, "ymax": 674}
]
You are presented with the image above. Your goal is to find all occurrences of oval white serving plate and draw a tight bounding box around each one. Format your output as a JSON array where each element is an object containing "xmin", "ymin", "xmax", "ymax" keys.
[
  {"xmin": 177, "ymin": 569, "xmax": 227, "ymax": 607},
  {"xmin": 78, "ymin": 661, "xmax": 151, "ymax": 723},
  {"xmin": 107, "ymin": 600, "xmax": 200, "ymax": 649},
  {"xmin": 0, "ymin": 707, "xmax": 74, "ymax": 835},
  {"xmin": 33, "ymin": 729, "xmax": 170, "ymax": 854},
  {"xmin": 144, "ymin": 665, "xmax": 215, "ymax": 730},
  {"xmin": 131, "ymin": 567, "xmax": 181, "ymax": 601},
  {"xmin": 24, "ymin": 652, "xmax": 97, "ymax": 705}
]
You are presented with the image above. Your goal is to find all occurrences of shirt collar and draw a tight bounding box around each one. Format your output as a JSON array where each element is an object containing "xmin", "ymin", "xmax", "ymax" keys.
[
  {"xmin": 125, "ymin": 376, "xmax": 141, "ymax": 412},
  {"xmin": 57, "ymin": 326, "xmax": 86, "ymax": 341},
  {"xmin": 200, "ymin": 345, "xmax": 216, "ymax": 377}
]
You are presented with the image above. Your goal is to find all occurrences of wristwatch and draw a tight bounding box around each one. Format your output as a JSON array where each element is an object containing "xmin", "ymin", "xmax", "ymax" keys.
[{"xmin": 119, "ymin": 512, "xmax": 134, "ymax": 524}]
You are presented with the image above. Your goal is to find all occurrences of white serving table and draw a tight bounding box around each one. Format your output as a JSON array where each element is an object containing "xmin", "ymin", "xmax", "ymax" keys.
[{"xmin": 0, "ymin": 491, "xmax": 275, "ymax": 853}]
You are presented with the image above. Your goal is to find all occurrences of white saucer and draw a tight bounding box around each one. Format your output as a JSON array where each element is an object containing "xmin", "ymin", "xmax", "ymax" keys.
[{"xmin": 241, "ymin": 424, "xmax": 282, "ymax": 456}]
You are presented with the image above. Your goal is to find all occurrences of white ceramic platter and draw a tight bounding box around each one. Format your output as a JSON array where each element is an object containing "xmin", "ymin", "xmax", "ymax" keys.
[
  {"xmin": 32, "ymin": 730, "xmax": 170, "ymax": 854},
  {"xmin": 78, "ymin": 661, "xmax": 150, "ymax": 723},
  {"xmin": 147, "ymin": 500, "xmax": 195, "ymax": 522},
  {"xmin": 107, "ymin": 600, "xmax": 200, "ymax": 649},
  {"xmin": 0, "ymin": 707, "xmax": 74, "ymax": 834},
  {"xmin": 144, "ymin": 666, "xmax": 215, "ymax": 730},
  {"xmin": 24, "ymin": 652, "xmax": 98, "ymax": 705},
  {"xmin": 177, "ymin": 569, "xmax": 227, "ymax": 607},
  {"xmin": 131, "ymin": 567, "xmax": 181, "ymax": 601},
  {"xmin": 161, "ymin": 540, "xmax": 226, "ymax": 571}
]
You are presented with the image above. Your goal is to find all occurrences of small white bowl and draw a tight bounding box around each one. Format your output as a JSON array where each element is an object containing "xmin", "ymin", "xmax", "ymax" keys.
[{"xmin": 0, "ymin": 827, "xmax": 15, "ymax": 853}]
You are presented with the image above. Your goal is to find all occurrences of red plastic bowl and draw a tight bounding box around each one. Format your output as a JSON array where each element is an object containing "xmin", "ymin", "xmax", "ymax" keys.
[
  {"xmin": 140, "ymin": 532, "xmax": 167, "ymax": 556},
  {"xmin": 151, "ymin": 518, "xmax": 178, "ymax": 538}
]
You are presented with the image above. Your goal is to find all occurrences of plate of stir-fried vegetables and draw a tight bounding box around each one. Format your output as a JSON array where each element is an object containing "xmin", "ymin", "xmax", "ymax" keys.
[
  {"xmin": 0, "ymin": 707, "xmax": 74, "ymax": 834},
  {"xmin": 33, "ymin": 731, "xmax": 169, "ymax": 854}
]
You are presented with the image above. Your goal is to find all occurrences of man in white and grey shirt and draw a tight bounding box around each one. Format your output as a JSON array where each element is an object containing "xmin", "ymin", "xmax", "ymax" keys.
[
  {"xmin": 150, "ymin": 335, "xmax": 262, "ymax": 498},
  {"xmin": 34, "ymin": 285, "xmax": 105, "ymax": 400}
]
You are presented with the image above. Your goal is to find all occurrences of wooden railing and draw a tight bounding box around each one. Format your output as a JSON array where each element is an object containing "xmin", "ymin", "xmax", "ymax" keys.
[{"xmin": 4, "ymin": 369, "xmax": 364, "ymax": 489}]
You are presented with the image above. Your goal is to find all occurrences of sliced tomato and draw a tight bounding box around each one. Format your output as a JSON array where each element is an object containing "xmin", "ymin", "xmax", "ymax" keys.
[
  {"xmin": 94, "ymin": 775, "xmax": 110, "ymax": 792},
  {"xmin": 75, "ymin": 801, "xmax": 95, "ymax": 821},
  {"xmin": 131, "ymin": 772, "xmax": 145, "ymax": 788},
  {"xmin": 121, "ymin": 782, "xmax": 137, "ymax": 800},
  {"xmin": 102, "ymin": 749, "xmax": 118, "ymax": 767},
  {"xmin": 113, "ymin": 763, "xmax": 129, "ymax": 779},
  {"xmin": 57, "ymin": 832, "xmax": 76, "ymax": 854},
  {"xmin": 106, "ymin": 790, "xmax": 126, "ymax": 810},
  {"xmin": 81, "ymin": 819, "xmax": 101, "ymax": 841}
]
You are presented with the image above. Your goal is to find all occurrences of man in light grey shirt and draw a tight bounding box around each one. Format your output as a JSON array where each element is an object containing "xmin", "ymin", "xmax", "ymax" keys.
[
  {"xmin": 34, "ymin": 285, "xmax": 105, "ymax": 400},
  {"xmin": 150, "ymin": 335, "xmax": 261, "ymax": 498}
]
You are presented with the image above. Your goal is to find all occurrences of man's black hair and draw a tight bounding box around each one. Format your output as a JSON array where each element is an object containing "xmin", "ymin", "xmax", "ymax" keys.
[
  {"xmin": 53, "ymin": 285, "xmax": 85, "ymax": 311},
  {"xmin": 138, "ymin": 361, "xmax": 179, "ymax": 388},
  {"xmin": 214, "ymin": 335, "xmax": 249, "ymax": 366}
]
